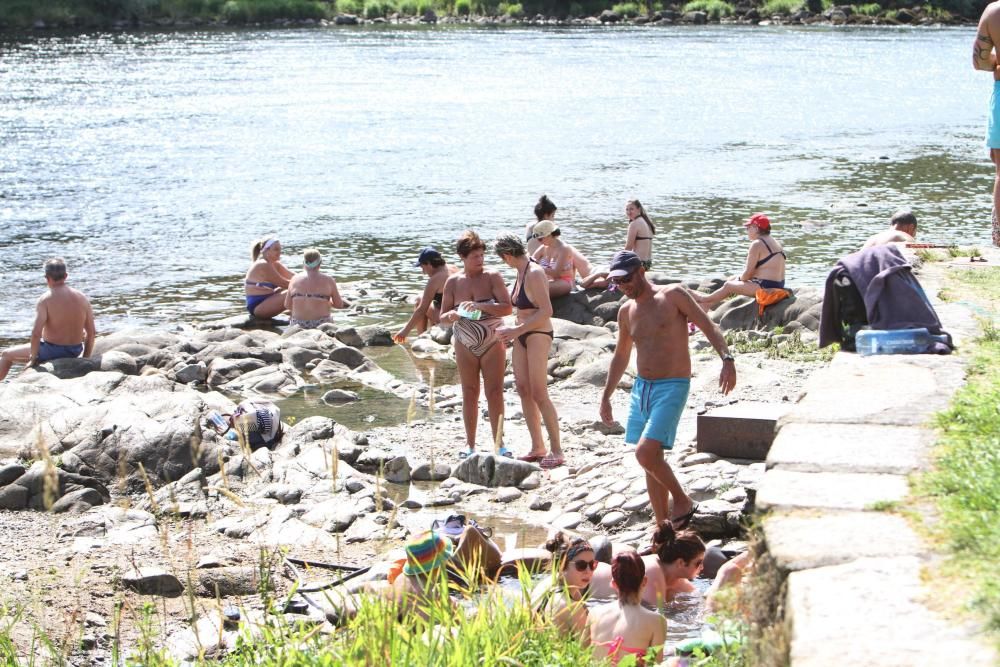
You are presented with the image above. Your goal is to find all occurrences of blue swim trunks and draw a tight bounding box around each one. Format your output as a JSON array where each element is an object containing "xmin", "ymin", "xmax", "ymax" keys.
[
  {"xmin": 37, "ymin": 340, "xmax": 83, "ymax": 363},
  {"xmin": 625, "ymin": 377, "xmax": 691, "ymax": 450},
  {"xmin": 988, "ymin": 81, "xmax": 1000, "ymax": 149}
]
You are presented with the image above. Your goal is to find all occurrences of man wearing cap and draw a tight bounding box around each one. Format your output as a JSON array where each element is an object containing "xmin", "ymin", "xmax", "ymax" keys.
[
  {"xmin": 692, "ymin": 213, "xmax": 786, "ymax": 310},
  {"xmin": 393, "ymin": 247, "xmax": 457, "ymax": 344},
  {"xmin": 0, "ymin": 258, "xmax": 95, "ymax": 381},
  {"xmin": 862, "ymin": 210, "xmax": 918, "ymax": 249},
  {"xmin": 600, "ymin": 250, "xmax": 736, "ymax": 530},
  {"xmin": 974, "ymin": 2, "xmax": 1000, "ymax": 246}
]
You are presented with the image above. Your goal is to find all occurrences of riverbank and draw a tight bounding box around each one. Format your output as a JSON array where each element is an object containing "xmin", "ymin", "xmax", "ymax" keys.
[{"xmin": 2, "ymin": 0, "xmax": 971, "ymax": 32}]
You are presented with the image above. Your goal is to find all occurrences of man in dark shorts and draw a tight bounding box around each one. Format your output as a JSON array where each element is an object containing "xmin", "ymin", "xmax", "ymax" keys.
[
  {"xmin": 600, "ymin": 251, "xmax": 736, "ymax": 530},
  {"xmin": 974, "ymin": 1, "xmax": 1000, "ymax": 246},
  {"xmin": 0, "ymin": 258, "xmax": 95, "ymax": 381}
]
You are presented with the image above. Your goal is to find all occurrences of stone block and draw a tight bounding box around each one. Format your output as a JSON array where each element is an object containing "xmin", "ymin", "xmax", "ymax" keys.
[
  {"xmin": 768, "ymin": 423, "xmax": 931, "ymax": 475},
  {"xmin": 697, "ymin": 402, "xmax": 790, "ymax": 460},
  {"xmin": 755, "ymin": 470, "xmax": 908, "ymax": 512},
  {"xmin": 787, "ymin": 557, "xmax": 996, "ymax": 666}
]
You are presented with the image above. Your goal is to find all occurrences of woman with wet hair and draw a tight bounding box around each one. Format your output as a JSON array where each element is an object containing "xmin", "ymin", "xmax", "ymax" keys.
[
  {"xmin": 590, "ymin": 522, "xmax": 706, "ymax": 607},
  {"xmin": 439, "ymin": 231, "xmax": 513, "ymax": 459},
  {"xmin": 589, "ymin": 552, "xmax": 668, "ymax": 665},
  {"xmin": 245, "ymin": 236, "xmax": 294, "ymax": 319},
  {"xmin": 526, "ymin": 194, "xmax": 558, "ymax": 256},
  {"xmin": 531, "ymin": 532, "xmax": 596, "ymax": 638},
  {"xmin": 494, "ymin": 234, "xmax": 564, "ymax": 469}
]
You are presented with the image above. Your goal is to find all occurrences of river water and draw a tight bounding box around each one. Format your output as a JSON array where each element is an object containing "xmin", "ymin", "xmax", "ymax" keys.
[{"xmin": 0, "ymin": 25, "xmax": 992, "ymax": 343}]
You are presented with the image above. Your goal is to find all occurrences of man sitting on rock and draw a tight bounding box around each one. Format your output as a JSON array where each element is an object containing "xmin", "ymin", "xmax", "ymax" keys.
[
  {"xmin": 862, "ymin": 209, "xmax": 918, "ymax": 249},
  {"xmin": 0, "ymin": 258, "xmax": 95, "ymax": 381}
]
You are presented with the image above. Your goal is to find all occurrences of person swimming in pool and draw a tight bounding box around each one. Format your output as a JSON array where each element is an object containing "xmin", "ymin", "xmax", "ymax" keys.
[
  {"xmin": 284, "ymin": 248, "xmax": 345, "ymax": 329},
  {"xmin": 393, "ymin": 247, "xmax": 459, "ymax": 344},
  {"xmin": 600, "ymin": 250, "xmax": 736, "ymax": 530},
  {"xmin": 439, "ymin": 231, "xmax": 513, "ymax": 459},
  {"xmin": 0, "ymin": 258, "xmax": 95, "ymax": 381},
  {"xmin": 245, "ymin": 236, "xmax": 294, "ymax": 319},
  {"xmin": 494, "ymin": 234, "xmax": 564, "ymax": 469},
  {"xmin": 691, "ymin": 213, "xmax": 787, "ymax": 310}
]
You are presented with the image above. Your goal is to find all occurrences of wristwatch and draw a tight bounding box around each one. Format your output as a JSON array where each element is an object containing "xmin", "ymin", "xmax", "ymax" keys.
[{"xmin": 721, "ymin": 353, "xmax": 735, "ymax": 363}]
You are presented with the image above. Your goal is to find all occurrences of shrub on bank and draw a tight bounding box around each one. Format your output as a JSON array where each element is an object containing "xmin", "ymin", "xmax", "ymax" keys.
[
  {"xmin": 454, "ymin": 0, "xmax": 471, "ymax": 13},
  {"xmin": 612, "ymin": 1, "xmax": 642, "ymax": 16},
  {"xmin": 365, "ymin": 0, "xmax": 393, "ymax": 17},
  {"xmin": 759, "ymin": 0, "xmax": 801, "ymax": 14},
  {"xmin": 336, "ymin": 0, "xmax": 363, "ymax": 13},
  {"xmin": 220, "ymin": 0, "xmax": 327, "ymax": 22},
  {"xmin": 681, "ymin": 0, "xmax": 733, "ymax": 18},
  {"xmin": 853, "ymin": 2, "xmax": 881, "ymax": 14},
  {"xmin": 501, "ymin": 1, "xmax": 525, "ymax": 15}
]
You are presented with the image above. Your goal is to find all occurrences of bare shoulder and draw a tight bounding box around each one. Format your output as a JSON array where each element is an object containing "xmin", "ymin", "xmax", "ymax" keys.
[{"xmin": 659, "ymin": 284, "xmax": 691, "ymax": 305}]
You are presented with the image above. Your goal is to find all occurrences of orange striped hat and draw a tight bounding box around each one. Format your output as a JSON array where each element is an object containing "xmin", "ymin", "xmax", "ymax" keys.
[{"xmin": 403, "ymin": 530, "xmax": 454, "ymax": 577}]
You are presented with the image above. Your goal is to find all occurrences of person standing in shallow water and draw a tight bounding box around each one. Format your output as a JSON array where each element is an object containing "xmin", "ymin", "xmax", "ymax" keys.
[
  {"xmin": 0, "ymin": 258, "xmax": 96, "ymax": 381},
  {"xmin": 439, "ymin": 231, "xmax": 513, "ymax": 459},
  {"xmin": 600, "ymin": 250, "xmax": 736, "ymax": 530},
  {"xmin": 973, "ymin": 2, "xmax": 1000, "ymax": 247},
  {"xmin": 493, "ymin": 234, "xmax": 564, "ymax": 469},
  {"xmin": 284, "ymin": 248, "xmax": 344, "ymax": 329}
]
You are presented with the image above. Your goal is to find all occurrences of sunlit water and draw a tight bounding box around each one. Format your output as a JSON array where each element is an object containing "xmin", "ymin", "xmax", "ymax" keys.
[{"xmin": 0, "ymin": 25, "xmax": 993, "ymax": 346}]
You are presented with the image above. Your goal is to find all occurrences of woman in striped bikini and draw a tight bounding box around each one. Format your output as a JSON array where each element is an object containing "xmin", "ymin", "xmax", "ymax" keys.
[
  {"xmin": 439, "ymin": 231, "xmax": 513, "ymax": 459},
  {"xmin": 284, "ymin": 248, "xmax": 345, "ymax": 329}
]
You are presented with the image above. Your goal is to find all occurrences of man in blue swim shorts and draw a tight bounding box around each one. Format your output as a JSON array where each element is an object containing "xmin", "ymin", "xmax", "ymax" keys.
[
  {"xmin": 0, "ymin": 258, "xmax": 95, "ymax": 381},
  {"xmin": 601, "ymin": 251, "xmax": 736, "ymax": 531},
  {"xmin": 974, "ymin": 2, "xmax": 1000, "ymax": 247}
]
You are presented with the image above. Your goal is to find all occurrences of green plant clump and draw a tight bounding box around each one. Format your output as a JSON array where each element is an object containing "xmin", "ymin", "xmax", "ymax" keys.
[
  {"xmin": 680, "ymin": 0, "xmax": 733, "ymax": 19},
  {"xmin": 454, "ymin": 0, "xmax": 471, "ymax": 14},
  {"xmin": 759, "ymin": 0, "xmax": 801, "ymax": 15},
  {"xmin": 364, "ymin": 0, "xmax": 393, "ymax": 17},
  {"xmin": 612, "ymin": 1, "xmax": 642, "ymax": 16},
  {"xmin": 853, "ymin": 2, "xmax": 881, "ymax": 15},
  {"xmin": 501, "ymin": 1, "xmax": 524, "ymax": 16},
  {"xmin": 219, "ymin": 0, "xmax": 328, "ymax": 22}
]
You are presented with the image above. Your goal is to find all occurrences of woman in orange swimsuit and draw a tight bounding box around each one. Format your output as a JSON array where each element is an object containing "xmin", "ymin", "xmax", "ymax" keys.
[
  {"xmin": 589, "ymin": 551, "xmax": 668, "ymax": 665},
  {"xmin": 439, "ymin": 231, "xmax": 513, "ymax": 459},
  {"xmin": 530, "ymin": 220, "xmax": 593, "ymax": 298},
  {"xmin": 494, "ymin": 234, "xmax": 563, "ymax": 469}
]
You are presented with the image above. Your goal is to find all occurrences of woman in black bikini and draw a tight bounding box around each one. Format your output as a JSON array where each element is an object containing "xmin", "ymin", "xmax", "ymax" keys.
[
  {"xmin": 494, "ymin": 234, "xmax": 564, "ymax": 469},
  {"xmin": 439, "ymin": 231, "xmax": 513, "ymax": 459},
  {"xmin": 393, "ymin": 247, "xmax": 458, "ymax": 344},
  {"xmin": 245, "ymin": 236, "xmax": 294, "ymax": 319},
  {"xmin": 693, "ymin": 212, "xmax": 787, "ymax": 309},
  {"xmin": 581, "ymin": 199, "xmax": 656, "ymax": 289}
]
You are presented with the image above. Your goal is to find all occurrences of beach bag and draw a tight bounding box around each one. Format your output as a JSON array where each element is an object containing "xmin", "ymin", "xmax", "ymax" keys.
[
  {"xmin": 228, "ymin": 400, "xmax": 283, "ymax": 447},
  {"xmin": 831, "ymin": 269, "xmax": 868, "ymax": 352}
]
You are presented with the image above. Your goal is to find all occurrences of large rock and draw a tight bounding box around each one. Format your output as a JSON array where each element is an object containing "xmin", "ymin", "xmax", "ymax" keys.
[
  {"xmin": 219, "ymin": 363, "xmax": 302, "ymax": 396},
  {"xmin": 356, "ymin": 325, "xmax": 393, "ymax": 347},
  {"xmin": 708, "ymin": 287, "xmax": 823, "ymax": 332},
  {"xmin": 454, "ymin": 453, "xmax": 537, "ymax": 488},
  {"xmin": 206, "ymin": 357, "xmax": 267, "ymax": 387}
]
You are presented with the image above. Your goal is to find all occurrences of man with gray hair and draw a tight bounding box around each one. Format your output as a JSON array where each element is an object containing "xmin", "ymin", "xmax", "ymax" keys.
[
  {"xmin": 0, "ymin": 258, "xmax": 95, "ymax": 381},
  {"xmin": 862, "ymin": 210, "xmax": 918, "ymax": 249}
]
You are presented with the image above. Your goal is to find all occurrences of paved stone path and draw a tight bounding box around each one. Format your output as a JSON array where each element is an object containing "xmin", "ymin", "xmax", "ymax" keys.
[{"xmin": 755, "ymin": 248, "xmax": 999, "ymax": 666}]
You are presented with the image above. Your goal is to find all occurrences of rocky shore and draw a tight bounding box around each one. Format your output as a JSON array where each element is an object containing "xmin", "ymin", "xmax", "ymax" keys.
[{"xmin": 0, "ymin": 279, "xmax": 824, "ymax": 662}]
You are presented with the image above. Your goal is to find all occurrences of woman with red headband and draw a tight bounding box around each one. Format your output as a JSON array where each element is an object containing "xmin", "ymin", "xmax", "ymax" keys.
[{"xmin": 693, "ymin": 212, "xmax": 786, "ymax": 309}]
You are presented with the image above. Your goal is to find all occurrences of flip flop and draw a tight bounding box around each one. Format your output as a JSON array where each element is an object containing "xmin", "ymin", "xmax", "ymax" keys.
[
  {"xmin": 458, "ymin": 448, "xmax": 475, "ymax": 460},
  {"xmin": 518, "ymin": 453, "xmax": 544, "ymax": 463},
  {"xmin": 497, "ymin": 447, "xmax": 514, "ymax": 459},
  {"xmin": 539, "ymin": 455, "xmax": 565, "ymax": 470},
  {"xmin": 670, "ymin": 504, "xmax": 699, "ymax": 531}
]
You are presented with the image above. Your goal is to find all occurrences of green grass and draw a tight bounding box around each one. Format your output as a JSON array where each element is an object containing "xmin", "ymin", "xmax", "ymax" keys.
[
  {"xmin": 722, "ymin": 330, "xmax": 836, "ymax": 363},
  {"xmin": 680, "ymin": 0, "xmax": 733, "ymax": 19},
  {"xmin": 454, "ymin": 0, "xmax": 471, "ymax": 13},
  {"xmin": 759, "ymin": 0, "xmax": 801, "ymax": 14},
  {"xmin": 364, "ymin": 0, "xmax": 393, "ymax": 17},
  {"xmin": 500, "ymin": 1, "xmax": 524, "ymax": 15},
  {"xmin": 612, "ymin": 1, "xmax": 641, "ymax": 16},
  {"xmin": 853, "ymin": 2, "xmax": 881, "ymax": 15},
  {"xmin": 918, "ymin": 267, "xmax": 1000, "ymax": 644}
]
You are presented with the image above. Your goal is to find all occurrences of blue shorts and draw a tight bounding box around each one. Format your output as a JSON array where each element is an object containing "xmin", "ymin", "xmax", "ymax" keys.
[
  {"xmin": 37, "ymin": 341, "xmax": 83, "ymax": 363},
  {"xmin": 988, "ymin": 81, "xmax": 1000, "ymax": 149},
  {"xmin": 246, "ymin": 294, "xmax": 270, "ymax": 315},
  {"xmin": 625, "ymin": 377, "xmax": 690, "ymax": 450}
]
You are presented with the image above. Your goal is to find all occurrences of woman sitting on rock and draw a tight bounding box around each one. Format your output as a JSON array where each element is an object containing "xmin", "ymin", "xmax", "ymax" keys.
[
  {"xmin": 494, "ymin": 234, "xmax": 564, "ymax": 469},
  {"xmin": 589, "ymin": 552, "xmax": 668, "ymax": 665},
  {"xmin": 531, "ymin": 220, "xmax": 594, "ymax": 299},
  {"xmin": 589, "ymin": 522, "xmax": 705, "ymax": 607},
  {"xmin": 439, "ymin": 230, "xmax": 513, "ymax": 459},
  {"xmin": 581, "ymin": 199, "xmax": 657, "ymax": 290},
  {"xmin": 526, "ymin": 194, "xmax": 557, "ymax": 257},
  {"xmin": 284, "ymin": 248, "xmax": 345, "ymax": 329},
  {"xmin": 692, "ymin": 213, "xmax": 787, "ymax": 310},
  {"xmin": 245, "ymin": 236, "xmax": 294, "ymax": 319},
  {"xmin": 393, "ymin": 246, "xmax": 458, "ymax": 344},
  {"xmin": 530, "ymin": 532, "xmax": 596, "ymax": 638}
]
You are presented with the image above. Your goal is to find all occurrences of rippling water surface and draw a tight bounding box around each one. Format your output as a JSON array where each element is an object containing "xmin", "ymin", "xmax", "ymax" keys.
[{"xmin": 0, "ymin": 25, "xmax": 991, "ymax": 342}]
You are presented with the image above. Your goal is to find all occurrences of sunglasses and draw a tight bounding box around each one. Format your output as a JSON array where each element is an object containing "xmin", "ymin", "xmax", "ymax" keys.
[
  {"xmin": 609, "ymin": 271, "xmax": 637, "ymax": 285},
  {"xmin": 570, "ymin": 559, "xmax": 598, "ymax": 572}
]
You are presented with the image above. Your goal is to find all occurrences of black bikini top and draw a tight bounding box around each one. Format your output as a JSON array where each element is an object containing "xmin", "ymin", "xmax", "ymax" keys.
[
  {"xmin": 754, "ymin": 237, "xmax": 787, "ymax": 269},
  {"xmin": 511, "ymin": 261, "xmax": 539, "ymax": 310}
]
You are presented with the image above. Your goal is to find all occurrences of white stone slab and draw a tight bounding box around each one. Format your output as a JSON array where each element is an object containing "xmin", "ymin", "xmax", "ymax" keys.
[
  {"xmin": 767, "ymin": 423, "xmax": 932, "ymax": 474},
  {"xmin": 756, "ymin": 469, "xmax": 908, "ymax": 512}
]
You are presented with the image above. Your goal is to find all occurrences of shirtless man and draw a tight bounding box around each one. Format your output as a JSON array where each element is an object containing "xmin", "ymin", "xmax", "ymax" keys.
[
  {"xmin": 862, "ymin": 209, "xmax": 918, "ymax": 249},
  {"xmin": 974, "ymin": 2, "xmax": 1000, "ymax": 246},
  {"xmin": 0, "ymin": 258, "xmax": 95, "ymax": 381},
  {"xmin": 600, "ymin": 251, "xmax": 736, "ymax": 529}
]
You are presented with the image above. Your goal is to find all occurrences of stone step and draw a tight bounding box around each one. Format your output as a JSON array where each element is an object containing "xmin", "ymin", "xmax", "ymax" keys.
[{"xmin": 696, "ymin": 402, "xmax": 791, "ymax": 460}]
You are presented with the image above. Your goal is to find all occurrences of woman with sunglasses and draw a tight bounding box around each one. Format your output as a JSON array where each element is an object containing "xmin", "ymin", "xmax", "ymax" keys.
[
  {"xmin": 589, "ymin": 522, "xmax": 706, "ymax": 607},
  {"xmin": 245, "ymin": 236, "xmax": 294, "ymax": 319},
  {"xmin": 531, "ymin": 532, "xmax": 597, "ymax": 637},
  {"xmin": 530, "ymin": 220, "xmax": 594, "ymax": 299},
  {"xmin": 589, "ymin": 552, "xmax": 668, "ymax": 665}
]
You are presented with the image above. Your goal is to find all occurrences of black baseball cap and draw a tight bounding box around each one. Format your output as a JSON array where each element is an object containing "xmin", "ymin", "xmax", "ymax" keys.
[{"xmin": 608, "ymin": 250, "xmax": 643, "ymax": 278}]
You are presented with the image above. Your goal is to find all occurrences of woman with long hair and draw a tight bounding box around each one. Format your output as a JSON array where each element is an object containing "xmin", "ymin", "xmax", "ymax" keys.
[
  {"xmin": 589, "ymin": 552, "xmax": 668, "ymax": 665},
  {"xmin": 531, "ymin": 532, "xmax": 596, "ymax": 638}
]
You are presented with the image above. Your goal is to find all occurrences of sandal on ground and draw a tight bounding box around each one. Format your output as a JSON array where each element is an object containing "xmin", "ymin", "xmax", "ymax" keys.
[
  {"xmin": 670, "ymin": 504, "xmax": 699, "ymax": 531},
  {"xmin": 518, "ymin": 453, "xmax": 545, "ymax": 463},
  {"xmin": 497, "ymin": 446, "xmax": 514, "ymax": 458},
  {"xmin": 458, "ymin": 448, "xmax": 475, "ymax": 460},
  {"xmin": 539, "ymin": 455, "xmax": 565, "ymax": 470}
]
